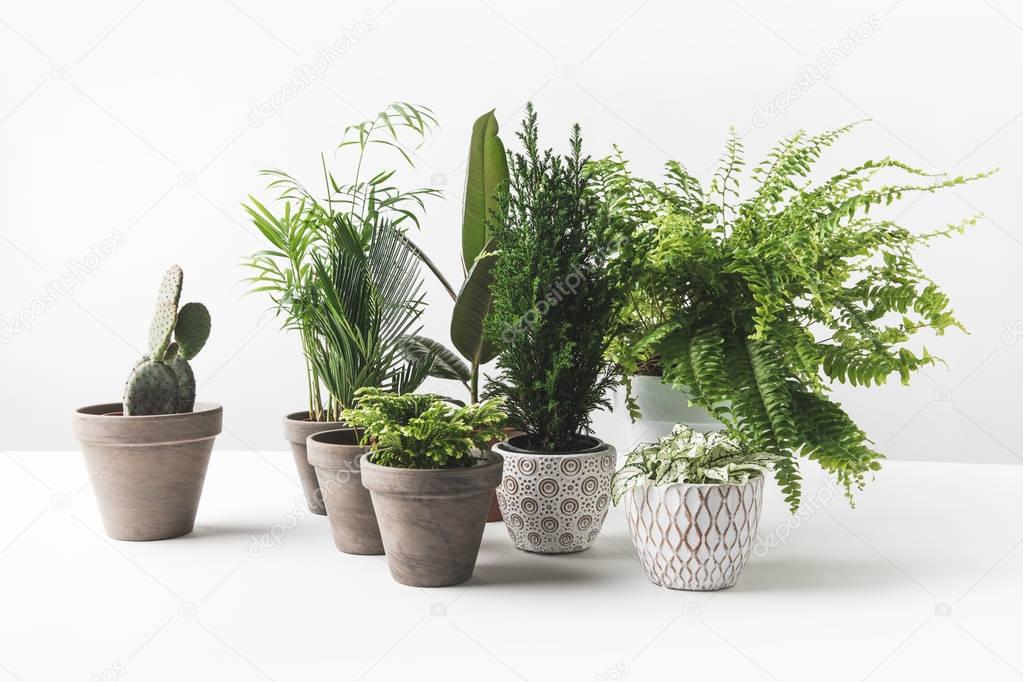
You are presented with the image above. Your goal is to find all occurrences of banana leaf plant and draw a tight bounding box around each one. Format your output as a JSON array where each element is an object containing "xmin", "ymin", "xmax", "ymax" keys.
[{"xmin": 401, "ymin": 110, "xmax": 508, "ymax": 403}]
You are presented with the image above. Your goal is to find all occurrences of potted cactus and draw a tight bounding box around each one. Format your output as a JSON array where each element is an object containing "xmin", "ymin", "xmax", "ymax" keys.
[
  {"xmin": 245, "ymin": 103, "xmax": 441, "ymax": 515},
  {"xmin": 343, "ymin": 389, "xmax": 505, "ymax": 587},
  {"xmin": 72, "ymin": 265, "xmax": 221, "ymax": 541}
]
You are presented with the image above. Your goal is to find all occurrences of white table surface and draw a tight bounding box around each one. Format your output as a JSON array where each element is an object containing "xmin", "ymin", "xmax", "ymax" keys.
[{"xmin": 1, "ymin": 451, "xmax": 1021, "ymax": 682}]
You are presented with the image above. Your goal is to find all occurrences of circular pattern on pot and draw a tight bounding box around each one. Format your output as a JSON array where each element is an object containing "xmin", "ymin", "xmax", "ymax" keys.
[
  {"xmin": 495, "ymin": 443, "xmax": 616, "ymax": 554},
  {"xmin": 561, "ymin": 458, "xmax": 581, "ymax": 476},
  {"xmin": 538, "ymin": 478, "xmax": 560, "ymax": 498}
]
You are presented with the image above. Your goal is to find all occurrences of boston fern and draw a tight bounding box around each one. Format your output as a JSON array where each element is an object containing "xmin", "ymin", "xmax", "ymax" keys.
[
  {"xmin": 484, "ymin": 104, "xmax": 623, "ymax": 452},
  {"xmin": 342, "ymin": 388, "xmax": 505, "ymax": 469},
  {"xmin": 593, "ymin": 123, "xmax": 990, "ymax": 510}
]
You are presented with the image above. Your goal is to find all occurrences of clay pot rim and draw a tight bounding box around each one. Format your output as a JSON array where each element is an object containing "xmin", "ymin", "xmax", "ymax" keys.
[
  {"xmin": 494, "ymin": 436, "xmax": 611, "ymax": 457},
  {"xmin": 283, "ymin": 410, "xmax": 348, "ymax": 425},
  {"xmin": 629, "ymin": 473, "xmax": 765, "ymax": 491},
  {"xmin": 307, "ymin": 428, "xmax": 369, "ymax": 470},
  {"xmin": 360, "ymin": 449, "xmax": 502, "ymax": 476},
  {"xmin": 307, "ymin": 427, "xmax": 362, "ymax": 447},
  {"xmin": 73, "ymin": 402, "xmax": 223, "ymax": 446},
  {"xmin": 76, "ymin": 401, "xmax": 222, "ymax": 422}
]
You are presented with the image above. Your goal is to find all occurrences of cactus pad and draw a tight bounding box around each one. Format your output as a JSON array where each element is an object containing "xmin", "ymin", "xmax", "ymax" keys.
[
  {"xmin": 163, "ymin": 342, "xmax": 179, "ymax": 361},
  {"xmin": 157, "ymin": 265, "xmax": 183, "ymax": 309},
  {"xmin": 169, "ymin": 357, "xmax": 196, "ymax": 412},
  {"xmin": 174, "ymin": 302, "xmax": 211, "ymax": 360},
  {"xmin": 123, "ymin": 361, "xmax": 179, "ymax": 416},
  {"xmin": 148, "ymin": 301, "xmax": 177, "ymax": 359}
]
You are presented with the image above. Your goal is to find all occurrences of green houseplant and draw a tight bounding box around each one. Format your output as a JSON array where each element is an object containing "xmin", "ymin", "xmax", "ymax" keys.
[
  {"xmin": 344, "ymin": 388, "xmax": 506, "ymax": 587},
  {"xmin": 593, "ymin": 123, "xmax": 989, "ymax": 511},
  {"xmin": 73, "ymin": 265, "xmax": 222, "ymax": 541},
  {"xmin": 485, "ymin": 104, "xmax": 623, "ymax": 554},
  {"xmin": 400, "ymin": 109, "xmax": 509, "ymax": 404},
  {"xmin": 613, "ymin": 425, "xmax": 773, "ymax": 590},
  {"xmin": 399, "ymin": 109, "xmax": 513, "ymax": 521},
  {"xmin": 245, "ymin": 102, "xmax": 441, "ymax": 514}
]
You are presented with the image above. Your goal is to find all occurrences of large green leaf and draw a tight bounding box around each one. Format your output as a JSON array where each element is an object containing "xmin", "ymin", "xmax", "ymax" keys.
[
  {"xmin": 397, "ymin": 335, "xmax": 471, "ymax": 384},
  {"xmin": 461, "ymin": 110, "xmax": 508, "ymax": 273},
  {"xmin": 451, "ymin": 247, "xmax": 498, "ymax": 365}
]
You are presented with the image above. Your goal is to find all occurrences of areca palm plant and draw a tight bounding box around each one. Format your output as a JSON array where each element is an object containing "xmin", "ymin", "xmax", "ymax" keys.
[
  {"xmin": 244, "ymin": 102, "xmax": 440, "ymax": 420},
  {"xmin": 592, "ymin": 123, "xmax": 990, "ymax": 510}
]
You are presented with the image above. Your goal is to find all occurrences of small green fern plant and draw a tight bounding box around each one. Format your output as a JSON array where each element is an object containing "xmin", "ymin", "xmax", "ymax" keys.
[
  {"xmin": 342, "ymin": 388, "xmax": 505, "ymax": 469},
  {"xmin": 592, "ymin": 123, "xmax": 991, "ymax": 510}
]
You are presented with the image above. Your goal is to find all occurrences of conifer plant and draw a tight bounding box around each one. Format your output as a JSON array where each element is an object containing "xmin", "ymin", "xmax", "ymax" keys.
[{"xmin": 485, "ymin": 103, "xmax": 624, "ymax": 453}]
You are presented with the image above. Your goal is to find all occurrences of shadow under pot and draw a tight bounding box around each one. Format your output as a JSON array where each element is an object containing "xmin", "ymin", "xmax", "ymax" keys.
[
  {"xmin": 623, "ymin": 475, "xmax": 764, "ymax": 591},
  {"xmin": 72, "ymin": 402, "xmax": 223, "ymax": 541},
  {"xmin": 282, "ymin": 411, "xmax": 347, "ymax": 516},
  {"xmin": 361, "ymin": 451, "xmax": 504, "ymax": 587},
  {"xmin": 306, "ymin": 429, "xmax": 382, "ymax": 555},
  {"xmin": 493, "ymin": 435, "xmax": 616, "ymax": 554}
]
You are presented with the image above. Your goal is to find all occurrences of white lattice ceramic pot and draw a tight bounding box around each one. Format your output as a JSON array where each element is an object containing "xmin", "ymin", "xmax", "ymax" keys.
[
  {"xmin": 623, "ymin": 475, "xmax": 764, "ymax": 590},
  {"xmin": 493, "ymin": 435, "xmax": 616, "ymax": 554}
]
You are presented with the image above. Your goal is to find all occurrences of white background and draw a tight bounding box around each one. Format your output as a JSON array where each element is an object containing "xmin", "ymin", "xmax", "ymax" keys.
[{"xmin": 2, "ymin": 0, "xmax": 1022, "ymax": 463}]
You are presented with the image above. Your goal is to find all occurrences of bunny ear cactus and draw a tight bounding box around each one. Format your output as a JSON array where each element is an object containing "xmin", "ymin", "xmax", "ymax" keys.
[{"xmin": 123, "ymin": 265, "xmax": 211, "ymax": 416}]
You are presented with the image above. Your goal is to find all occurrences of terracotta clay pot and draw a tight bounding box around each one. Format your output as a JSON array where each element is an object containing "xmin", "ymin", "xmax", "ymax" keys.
[
  {"xmin": 494, "ymin": 434, "xmax": 616, "ymax": 554},
  {"xmin": 361, "ymin": 451, "xmax": 503, "ymax": 587},
  {"xmin": 624, "ymin": 475, "xmax": 764, "ymax": 590},
  {"xmin": 72, "ymin": 402, "xmax": 223, "ymax": 541},
  {"xmin": 283, "ymin": 412, "xmax": 346, "ymax": 515},
  {"xmin": 306, "ymin": 429, "xmax": 382, "ymax": 555}
]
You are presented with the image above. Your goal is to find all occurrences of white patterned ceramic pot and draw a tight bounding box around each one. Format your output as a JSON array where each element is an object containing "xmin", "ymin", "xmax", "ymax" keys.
[
  {"xmin": 493, "ymin": 436, "xmax": 616, "ymax": 554},
  {"xmin": 624, "ymin": 475, "xmax": 764, "ymax": 590}
]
